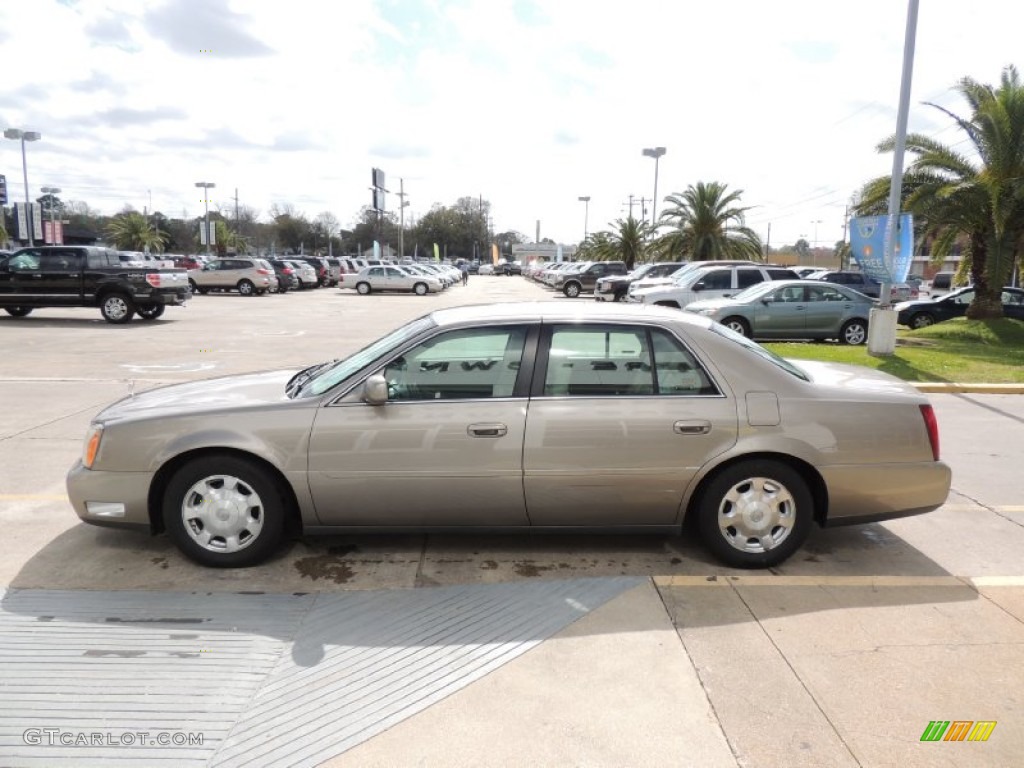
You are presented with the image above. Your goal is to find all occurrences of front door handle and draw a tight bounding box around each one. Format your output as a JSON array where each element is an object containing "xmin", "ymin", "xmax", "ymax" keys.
[
  {"xmin": 674, "ymin": 420, "xmax": 711, "ymax": 435},
  {"xmin": 468, "ymin": 423, "xmax": 508, "ymax": 438}
]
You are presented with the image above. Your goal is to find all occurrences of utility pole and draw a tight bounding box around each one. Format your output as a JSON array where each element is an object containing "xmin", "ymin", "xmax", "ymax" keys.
[
  {"xmin": 765, "ymin": 222, "xmax": 771, "ymax": 261},
  {"xmin": 397, "ymin": 178, "xmax": 409, "ymax": 260},
  {"xmin": 841, "ymin": 206, "xmax": 849, "ymax": 269},
  {"xmin": 234, "ymin": 188, "xmax": 240, "ymax": 253}
]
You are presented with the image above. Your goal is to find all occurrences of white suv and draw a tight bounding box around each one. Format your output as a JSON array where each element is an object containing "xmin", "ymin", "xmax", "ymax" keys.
[{"xmin": 629, "ymin": 264, "xmax": 799, "ymax": 308}]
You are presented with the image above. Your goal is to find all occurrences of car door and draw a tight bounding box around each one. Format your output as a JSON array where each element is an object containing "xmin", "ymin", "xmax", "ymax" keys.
[
  {"xmin": 523, "ymin": 323, "xmax": 737, "ymax": 526},
  {"xmin": 307, "ymin": 324, "xmax": 535, "ymax": 526},
  {"xmin": 384, "ymin": 266, "xmax": 408, "ymax": 290},
  {"xmin": 1002, "ymin": 289, "xmax": 1024, "ymax": 320},
  {"xmin": 37, "ymin": 249, "xmax": 85, "ymax": 303},
  {"xmin": 5, "ymin": 249, "xmax": 45, "ymax": 301},
  {"xmin": 802, "ymin": 283, "xmax": 853, "ymax": 334},
  {"xmin": 753, "ymin": 284, "xmax": 807, "ymax": 337}
]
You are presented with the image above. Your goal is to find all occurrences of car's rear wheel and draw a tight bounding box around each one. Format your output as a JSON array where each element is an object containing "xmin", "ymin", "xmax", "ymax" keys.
[
  {"xmin": 188, "ymin": 279, "xmax": 199, "ymax": 293},
  {"xmin": 255, "ymin": 289, "xmax": 266, "ymax": 296},
  {"xmin": 563, "ymin": 282, "xmax": 582, "ymax": 298},
  {"xmin": 4, "ymin": 307, "xmax": 32, "ymax": 317},
  {"xmin": 100, "ymin": 293, "xmax": 135, "ymax": 324},
  {"xmin": 136, "ymin": 304, "xmax": 165, "ymax": 320},
  {"xmin": 163, "ymin": 455, "xmax": 285, "ymax": 568},
  {"xmin": 413, "ymin": 282, "xmax": 428, "ymax": 296},
  {"xmin": 840, "ymin": 319, "xmax": 868, "ymax": 345},
  {"xmin": 696, "ymin": 460, "xmax": 813, "ymax": 568},
  {"xmin": 237, "ymin": 280, "xmax": 255, "ymax": 296},
  {"xmin": 356, "ymin": 282, "xmax": 371, "ymax": 295},
  {"xmin": 722, "ymin": 316, "xmax": 750, "ymax": 337},
  {"xmin": 909, "ymin": 312, "xmax": 935, "ymax": 329}
]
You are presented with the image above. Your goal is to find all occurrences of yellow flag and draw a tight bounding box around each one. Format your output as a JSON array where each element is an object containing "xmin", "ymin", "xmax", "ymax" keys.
[
  {"xmin": 433, "ymin": 243, "xmax": 440, "ymax": 262},
  {"xmin": 491, "ymin": 243, "xmax": 499, "ymax": 265}
]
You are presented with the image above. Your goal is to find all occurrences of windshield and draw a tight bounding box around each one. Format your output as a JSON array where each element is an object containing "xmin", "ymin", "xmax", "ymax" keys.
[
  {"xmin": 730, "ymin": 281, "xmax": 779, "ymax": 302},
  {"xmin": 709, "ymin": 322, "xmax": 810, "ymax": 381},
  {"xmin": 300, "ymin": 316, "xmax": 436, "ymax": 397}
]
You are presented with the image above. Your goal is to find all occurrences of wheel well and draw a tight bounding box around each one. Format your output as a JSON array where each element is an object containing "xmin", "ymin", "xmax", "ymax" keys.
[
  {"xmin": 683, "ymin": 452, "xmax": 829, "ymax": 528},
  {"xmin": 95, "ymin": 286, "xmax": 131, "ymax": 306},
  {"xmin": 146, "ymin": 448, "xmax": 303, "ymax": 536}
]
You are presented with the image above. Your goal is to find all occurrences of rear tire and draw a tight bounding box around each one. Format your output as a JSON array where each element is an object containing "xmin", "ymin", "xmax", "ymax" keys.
[
  {"xmin": 237, "ymin": 280, "xmax": 255, "ymax": 296},
  {"xmin": 356, "ymin": 282, "xmax": 371, "ymax": 295},
  {"xmin": 696, "ymin": 459, "xmax": 813, "ymax": 568},
  {"xmin": 100, "ymin": 293, "xmax": 135, "ymax": 324},
  {"xmin": 909, "ymin": 312, "xmax": 935, "ymax": 329},
  {"xmin": 136, "ymin": 304, "xmax": 165, "ymax": 320},
  {"xmin": 839, "ymin": 319, "xmax": 868, "ymax": 345},
  {"xmin": 4, "ymin": 307, "xmax": 32, "ymax": 317}
]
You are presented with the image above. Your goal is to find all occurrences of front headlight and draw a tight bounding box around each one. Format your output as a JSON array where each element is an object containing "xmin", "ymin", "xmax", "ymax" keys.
[
  {"xmin": 83, "ymin": 424, "xmax": 104, "ymax": 468},
  {"xmin": 696, "ymin": 308, "xmax": 718, "ymax": 316}
]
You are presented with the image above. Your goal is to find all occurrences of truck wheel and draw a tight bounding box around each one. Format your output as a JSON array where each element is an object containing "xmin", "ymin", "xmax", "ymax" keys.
[
  {"xmin": 237, "ymin": 280, "xmax": 255, "ymax": 296},
  {"xmin": 137, "ymin": 304, "xmax": 165, "ymax": 320},
  {"xmin": 563, "ymin": 282, "xmax": 582, "ymax": 298},
  {"xmin": 5, "ymin": 307, "xmax": 33, "ymax": 317},
  {"xmin": 100, "ymin": 293, "xmax": 135, "ymax": 324}
]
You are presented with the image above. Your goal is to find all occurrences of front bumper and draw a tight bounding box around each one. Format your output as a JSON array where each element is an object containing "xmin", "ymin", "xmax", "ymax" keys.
[{"xmin": 66, "ymin": 460, "xmax": 154, "ymax": 532}]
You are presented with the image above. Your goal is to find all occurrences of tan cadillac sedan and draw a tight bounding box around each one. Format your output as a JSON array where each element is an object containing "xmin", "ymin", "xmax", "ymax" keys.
[{"xmin": 67, "ymin": 302, "xmax": 951, "ymax": 569}]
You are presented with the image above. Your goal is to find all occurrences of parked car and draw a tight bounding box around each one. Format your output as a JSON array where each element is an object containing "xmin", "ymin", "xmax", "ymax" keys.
[
  {"xmin": 629, "ymin": 264, "xmax": 799, "ymax": 308},
  {"xmin": 811, "ymin": 270, "xmax": 915, "ymax": 302},
  {"xmin": 284, "ymin": 259, "xmax": 318, "ymax": 290},
  {"xmin": 290, "ymin": 257, "xmax": 332, "ymax": 287},
  {"xmin": 499, "ymin": 261, "xmax": 522, "ymax": 276},
  {"xmin": 895, "ymin": 286, "xmax": 1024, "ymax": 328},
  {"xmin": 67, "ymin": 302, "xmax": 951, "ymax": 569},
  {"xmin": 0, "ymin": 245, "xmax": 190, "ymax": 323},
  {"xmin": 266, "ymin": 259, "xmax": 299, "ymax": 293},
  {"xmin": 339, "ymin": 265, "xmax": 442, "ymax": 295},
  {"xmin": 627, "ymin": 260, "xmax": 764, "ymax": 298},
  {"xmin": 188, "ymin": 257, "xmax": 278, "ymax": 296},
  {"xmin": 685, "ymin": 279, "xmax": 876, "ymax": 344},
  {"xmin": 478, "ymin": 263, "xmax": 495, "ymax": 276},
  {"xmin": 792, "ymin": 266, "xmax": 828, "ymax": 279},
  {"xmin": 552, "ymin": 261, "xmax": 628, "ymax": 298},
  {"xmin": 596, "ymin": 262, "xmax": 686, "ymax": 302},
  {"xmin": 927, "ymin": 271, "xmax": 957, "ymax": 297}
]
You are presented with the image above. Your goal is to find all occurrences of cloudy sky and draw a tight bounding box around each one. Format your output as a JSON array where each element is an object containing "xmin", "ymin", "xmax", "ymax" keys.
[{"xmin": 2, "ymin": 0, "xmax": 1022, "ymax": 248}]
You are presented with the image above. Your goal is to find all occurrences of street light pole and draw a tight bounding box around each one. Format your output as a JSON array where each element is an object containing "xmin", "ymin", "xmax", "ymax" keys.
[
  {"xmin": 41, "ymin": 186, "xmax": 61, "ymax": 244},
  {"xmin": 641, "ymin": 146, "xmax": 666, "ymax": 229},
  {"xmin": 577, "ymin": 196, "xmax": 590, "ymax": 241},
  {"xmin": 4, "ymin": 128, "xmax": 42, "ymax": 246},
  {"xmin": 194, "ymin": 182, "xmax": 216, "ymax": 255}
]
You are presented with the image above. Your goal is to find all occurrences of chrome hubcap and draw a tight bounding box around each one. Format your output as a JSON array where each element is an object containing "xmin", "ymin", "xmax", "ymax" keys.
[
  {"xmin": 845, "ymin": 324, "xmax": 866, "ymax": 344},
  {"xmin": 105, "ymin": 298, "xmax": 128, "ymax": 320},
  {"xmin": 181, "ymin": 474, "xmax": 264, "ymax": 553},
  {"xmin": 717, "ymin": 476, "xmax": 796, "ymax": 554}
]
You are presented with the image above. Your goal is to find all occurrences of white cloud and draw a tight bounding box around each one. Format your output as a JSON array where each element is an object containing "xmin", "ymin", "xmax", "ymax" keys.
[{"xmin": 1, "ymin": 0, "xmax": 1022, "ymax": 248}]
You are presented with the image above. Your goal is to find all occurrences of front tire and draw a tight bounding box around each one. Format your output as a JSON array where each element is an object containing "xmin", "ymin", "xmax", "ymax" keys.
[
  {"xmin": 839, "ymin": 319, "xmax": 868, "ymax": 345},
  {"xmin": 563, "ymin": 282, "xmax": 582, "ymax": 298},
  {"xmin": 4, "ymin": 307, "xmax": 32, "ymax": 317},
  {"xmin": 136, "ymin": 304, "xmax": 165, "ymax": 320},
  {"xmin": 413, "ymin": 282, "xmax": 428, "ymax": 296},
  {"xmin": 696, "ymin": 460, "xmax": 813, "ymax": 568},
  {"xmin": 722, "ymin": 316, "xmax": 750, "ymax": 337},
  {"xmin": 100, "ymin": 293, "xmax": 135, "ymax": 324},
  {"xmin": 909, "ymin": 312, "xmax": 935, "ymax": 330},
  {"xmin": 162, "ymin": 455, "xmax": 285, "ymax": 568},
  {"xmin": 356, "ymin": 282, "xmax": 371, "ymax": 295},
  {"xmin": 237, "ymin": 280, "xmax": 255, "ymax": 296}
]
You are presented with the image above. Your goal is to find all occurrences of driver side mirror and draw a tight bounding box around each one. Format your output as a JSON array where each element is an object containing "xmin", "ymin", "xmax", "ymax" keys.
[
  {"xmin": 363, "ymin": 373, "xmax": 389, "ymax": 405},
  {"xmin": 761, "ymin": 296, "xmax": 775, "ymax": 304},
  {"xmin": 693, "ymin": 281, "xmax": 706, "ymax": 291}
]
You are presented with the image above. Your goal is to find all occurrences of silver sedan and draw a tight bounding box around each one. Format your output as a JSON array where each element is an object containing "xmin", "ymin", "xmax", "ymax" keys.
[{"xmin": 67, "ymin": 302, "xmax": 950, "ymax": 569}]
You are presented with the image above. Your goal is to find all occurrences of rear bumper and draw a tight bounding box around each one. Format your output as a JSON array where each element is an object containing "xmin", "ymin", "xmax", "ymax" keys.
[{"xmin": 820, "ymin": 460, "xmax": 952, "ymax": 525}]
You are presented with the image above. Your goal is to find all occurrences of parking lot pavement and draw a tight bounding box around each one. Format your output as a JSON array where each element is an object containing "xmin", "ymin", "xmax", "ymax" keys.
[{"xmin": 1, "ymin": 277, "xmax": 1022, "ymax": 767}]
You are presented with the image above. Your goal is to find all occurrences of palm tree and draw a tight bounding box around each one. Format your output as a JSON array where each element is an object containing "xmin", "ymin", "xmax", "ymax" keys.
[
  {"xmin": 214, "ymin": 220, "xmax": 249, "ymax": 255},
  {"xmin": 654, "ymin": 181, "xmax": 763, "ymax": 261},
  {"xmin": 107, "ymin": 211, "xmax": 169, "ymax": 252},
  {"xmin": 583, "ymin": 217, "xmax": 650, "ymax": 269},
  {"xmin": 857, "ymin": 65, "xmax": 1024, "ymax": 319}
]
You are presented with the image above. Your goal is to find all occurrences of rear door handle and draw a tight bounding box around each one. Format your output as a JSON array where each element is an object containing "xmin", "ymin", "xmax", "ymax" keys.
[
  {"xmin": 468, "ymin": 423, "xmax": 508, "ymax": 438},
  {"xmin": 674, "ymin": 420, "xmax": 711, "ymax": 435}
]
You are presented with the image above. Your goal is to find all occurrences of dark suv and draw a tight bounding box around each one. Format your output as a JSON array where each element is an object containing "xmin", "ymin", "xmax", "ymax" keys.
[
  {"xmin": 267, "ymin": 259, "xmax": 299, "ymax": 293},
  {"xmin": 554, "ymin": 261, "xmax": 629, "ymax": 298},
  {"xmin": 813, "ymin": 270, "xmax": 913, "ymax": 301},
  {"xmin": 595, "ymin": 262, "xmax": 685, "ymax": 302}
]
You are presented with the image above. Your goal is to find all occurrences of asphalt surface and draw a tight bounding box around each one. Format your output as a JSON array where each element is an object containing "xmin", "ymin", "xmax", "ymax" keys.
[{"xmin": 1, "ymin": 276, "xmax": 1021, "ymax": 767}]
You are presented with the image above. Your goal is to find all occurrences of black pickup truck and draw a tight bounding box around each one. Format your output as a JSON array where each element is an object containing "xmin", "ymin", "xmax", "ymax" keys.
[{"xmin": 0, "ymin": 246, "xmax": 191, "ymax": 324}]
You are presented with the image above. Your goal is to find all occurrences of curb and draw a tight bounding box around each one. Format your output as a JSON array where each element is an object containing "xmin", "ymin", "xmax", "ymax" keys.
[{"xmin": 912, "ymin": 383, "xmax": 1024, "ymax": 394}]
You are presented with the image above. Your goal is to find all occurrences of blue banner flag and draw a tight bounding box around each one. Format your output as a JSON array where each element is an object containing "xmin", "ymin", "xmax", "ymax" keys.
[{"xmin": 850, "ymin": 214, "xmax": 913, "ymax": 283}]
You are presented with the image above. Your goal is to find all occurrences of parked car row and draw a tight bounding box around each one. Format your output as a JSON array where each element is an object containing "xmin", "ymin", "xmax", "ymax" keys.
[
  {"xmin": 339, "ymin": 262, "xmax": 463, "ymax": 295},
  {"xmin": 187, "ymin": 256, "xmax": 354, "ymax": 296},
  {"xmin": 525, "ymin": 260, "xmax": 630, "ymax": 297}
]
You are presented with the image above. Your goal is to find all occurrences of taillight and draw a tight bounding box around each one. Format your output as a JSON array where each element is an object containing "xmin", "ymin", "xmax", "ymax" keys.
[
  {"xmin": 256, "ymin": 268, "xmax": 270, "ymax": 275},
  {"xmin": 145, "ymin": 273, "xmax": 163, "ymax": 288},
  {"xmin": 283, "ymin": 268, "xmax": 293, "ymax": 274},
  {"xmin": 919, "ymin": 404, "xmax": 940, "ymax": 461}
]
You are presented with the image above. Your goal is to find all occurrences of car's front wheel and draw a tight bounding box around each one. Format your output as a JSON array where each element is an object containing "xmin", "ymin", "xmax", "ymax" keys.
[
  {"xmin": 4, "ymin": 307, "xmax": 33, "ymax": 317},
  {"xmin": 840, "ymin": 319, "xmax": 868, "ymax": 345},
  {"xmin": 909, "ymin": 312, "xmax": 935, "ymax": 329},
  {"xmin": 722, "ymin": 316, "xmax": 750, "ymax": 337},
  {"xmin": 413, "ymin": 282, "xmax": 428, "ymax": 296},
  {"xmin": 136, "ymin": 304, "xmax": 165, "ymax": 320},
  {"xmin": 163, "ymin": 455, "xmax": 286, "ymax": 568},
  {"xmin": 563, "ymin": 282, "xmax": 582, "ymax": 298},
  {"xmin": 100, "ymin": 293, "xmax": 135, "ymax": 324},
  {"xmin": 696, "ymin": 459, "xmax": 813, "ymax": 568}
]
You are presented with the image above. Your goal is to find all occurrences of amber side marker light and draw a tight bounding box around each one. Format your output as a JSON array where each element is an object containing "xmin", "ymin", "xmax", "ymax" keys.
[{"xmin": 83, "ymin": 427, "xmax": 103, "ymax": 468}]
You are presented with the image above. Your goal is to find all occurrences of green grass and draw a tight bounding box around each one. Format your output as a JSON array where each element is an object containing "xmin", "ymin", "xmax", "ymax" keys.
[{"xmin": 763, "ymin": 318, "xmax": 1024, "ymax": 383}]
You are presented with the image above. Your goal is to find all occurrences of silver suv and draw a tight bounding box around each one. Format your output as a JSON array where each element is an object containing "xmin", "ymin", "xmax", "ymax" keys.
[
  {"xmin": 188, "ymin": 257, "xmax": 279, "ymax": 296},
  {"xmin": 629, "ymin": 264, "xmax": 798, "ymax": 308}
]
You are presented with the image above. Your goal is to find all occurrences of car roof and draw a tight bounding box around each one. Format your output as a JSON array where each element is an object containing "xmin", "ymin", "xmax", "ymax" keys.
[{"xmin": 428, "ymin": 300, "xmax": 716, "ymax": 330}]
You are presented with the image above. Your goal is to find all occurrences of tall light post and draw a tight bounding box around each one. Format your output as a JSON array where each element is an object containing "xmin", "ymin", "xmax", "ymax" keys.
[
  {"xmin": 641, "ymin": 146, "xmax": 666, "ymax": 229},
  {"xmin": 577, "ymin": 196, "xmax": 590, "ymax": 241},
  {"xmin": 4, "ymin": 128, "xmax": 42, "ymax": 246},
  {"xmin": 195, "ymin": 182, "xmax": 216, "ymax": 255},
  {"xmin": 811, "ymin": 219, "xmax": 823, "ymax": 256},
  {"xmin": 40, "ymin": 186, "xmax": 61, "ymax": 244}
]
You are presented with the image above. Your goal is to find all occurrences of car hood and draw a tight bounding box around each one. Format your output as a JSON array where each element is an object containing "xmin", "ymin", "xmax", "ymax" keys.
[
  {"xmin": 96, "ymin": 369, "xmax": 300, "ymax": 423},
  {"xmin": 793, "ymin": 360, "xmax": 926, "ymax": 401}
]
